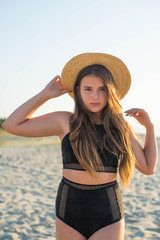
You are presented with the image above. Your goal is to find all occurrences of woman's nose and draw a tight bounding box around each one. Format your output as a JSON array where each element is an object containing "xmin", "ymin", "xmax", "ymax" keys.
[{"xmin": 92, "ymin": 91, "xmax": 98, "ymax": 99}]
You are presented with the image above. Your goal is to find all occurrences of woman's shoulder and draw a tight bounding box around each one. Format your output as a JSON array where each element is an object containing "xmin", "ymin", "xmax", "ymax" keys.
[
  {"xmin": 53, "ymin": 111, "xmax": 73, "ymax": 123},
  {"xmin": 53, "ymin": 111, "xmax": 73, "ymax": 140},
  {"xmin": 56, "ymin": 111, "xmax": 73, "ymax": 118},
  {"xmin": 55, "ymin": 110, "xmax": 73, "ymax": 124}
]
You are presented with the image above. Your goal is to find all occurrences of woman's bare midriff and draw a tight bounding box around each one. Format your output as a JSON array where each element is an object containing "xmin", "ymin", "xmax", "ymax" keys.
[{"xmin": 63, "ymin": 169, "xmax": 117, "ymax": 185}]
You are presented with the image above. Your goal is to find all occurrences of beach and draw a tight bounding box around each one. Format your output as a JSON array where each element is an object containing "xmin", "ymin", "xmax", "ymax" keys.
[{"xmin": 0, "ymin": 131, "xmax": 159, "ymax": 239}]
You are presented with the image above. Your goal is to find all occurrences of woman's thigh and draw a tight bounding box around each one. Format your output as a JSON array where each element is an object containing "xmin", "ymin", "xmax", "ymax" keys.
[
  {"xmin": 56, "ymin": 217, "xmax": 87, "ymax": 240},
  {"xmin": 88, "ymin": 219, "xmax": 125, "ymax": 240}
]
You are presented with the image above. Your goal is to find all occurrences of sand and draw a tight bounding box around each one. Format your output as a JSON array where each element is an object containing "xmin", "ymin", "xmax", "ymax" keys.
[{"xmin": 0, "ymin": 131, "xmax": 159, "ymax": 239}]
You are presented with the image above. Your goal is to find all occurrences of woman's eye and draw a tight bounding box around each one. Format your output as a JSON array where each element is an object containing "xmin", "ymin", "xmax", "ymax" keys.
[
  {"xmin": 85, "ymin": 88, "xmax": 91, "ymax": 91},
  {"xmin": 99, "ymin": 88, "xmax": 106, "ymax": 91}
]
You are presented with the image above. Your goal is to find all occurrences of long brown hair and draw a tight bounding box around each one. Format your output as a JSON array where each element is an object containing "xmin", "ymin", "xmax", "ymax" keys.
[{"xmin": 69, "ymin": 64, "xmax": 136, "ymax": 188}]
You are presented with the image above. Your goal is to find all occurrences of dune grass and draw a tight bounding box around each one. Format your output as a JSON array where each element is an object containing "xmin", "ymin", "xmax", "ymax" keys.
[{"xmin": 0, "ymin": 129, "xmax": 60, "ymax": 147}]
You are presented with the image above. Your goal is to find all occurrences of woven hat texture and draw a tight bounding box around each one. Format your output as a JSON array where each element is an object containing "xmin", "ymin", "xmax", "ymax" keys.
[{"xmin": 61, "ymin": 53, "xmax": 131, "ymax": 99}]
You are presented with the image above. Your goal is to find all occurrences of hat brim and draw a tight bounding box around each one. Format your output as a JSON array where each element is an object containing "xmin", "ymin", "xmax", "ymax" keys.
[{"xmin": 61, "ymin": 53, "xmax": 131, "ymax": 100}]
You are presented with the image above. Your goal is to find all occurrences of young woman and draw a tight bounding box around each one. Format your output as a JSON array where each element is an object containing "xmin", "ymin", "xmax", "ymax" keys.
[{"xmin": 2, "ymin": 53, "xmax": 157, "ymax": 240}]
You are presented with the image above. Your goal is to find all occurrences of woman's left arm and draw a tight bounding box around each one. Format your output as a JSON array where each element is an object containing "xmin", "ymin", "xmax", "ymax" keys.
[{"xmin": 125, "ymin": 108, "xmax": 158, "ymax": 175}]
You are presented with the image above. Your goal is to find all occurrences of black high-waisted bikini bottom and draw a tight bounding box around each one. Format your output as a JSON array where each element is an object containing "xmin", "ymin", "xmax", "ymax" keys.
[{"xmin": 56, "ymin": 177, "xmax": 124, "ymax": 239}]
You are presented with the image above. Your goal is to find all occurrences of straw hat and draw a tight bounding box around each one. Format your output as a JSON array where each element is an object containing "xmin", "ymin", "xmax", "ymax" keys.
[{"xmin": 61, "ymin": 53, "xmax": 131, "ymax": 100}]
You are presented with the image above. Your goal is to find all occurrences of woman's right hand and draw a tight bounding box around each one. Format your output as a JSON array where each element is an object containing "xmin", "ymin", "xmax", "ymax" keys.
[{"xmin": 43, "ymin": 75, "xmax": 71, "ymax": 99}]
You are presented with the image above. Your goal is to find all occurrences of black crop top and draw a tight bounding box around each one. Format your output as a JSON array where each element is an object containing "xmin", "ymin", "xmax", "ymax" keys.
[{"xmin": 61, "ymin": 124, "xmax": 121, "ymax": 173}]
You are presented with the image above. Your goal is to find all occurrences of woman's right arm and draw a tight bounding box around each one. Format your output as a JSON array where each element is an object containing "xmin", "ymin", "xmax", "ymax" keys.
[{"xmin": 2, "ymin": 75, "xmax": 71, "ymax": 137}]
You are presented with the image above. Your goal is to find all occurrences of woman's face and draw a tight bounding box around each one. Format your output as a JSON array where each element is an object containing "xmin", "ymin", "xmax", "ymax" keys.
[{"xmin": 79, "ymin": 75, "xmax": 108, "ymax": 117}]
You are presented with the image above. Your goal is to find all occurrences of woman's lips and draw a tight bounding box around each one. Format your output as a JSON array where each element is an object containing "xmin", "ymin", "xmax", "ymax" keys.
[{"xmin": 90, "ymin": 103, "xmax": 100, "ymax": 107}]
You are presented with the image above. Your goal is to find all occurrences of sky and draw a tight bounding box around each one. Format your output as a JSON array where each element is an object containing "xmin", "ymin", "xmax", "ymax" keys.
[{"xmin": 0, "ymin": 0, "xmax": 160, "ymax": 136}]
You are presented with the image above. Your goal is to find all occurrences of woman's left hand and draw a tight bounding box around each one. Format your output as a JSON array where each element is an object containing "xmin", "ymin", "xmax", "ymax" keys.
[{"xmin": 124, "ymin": 108, "xmax": 153, "ymax": 128}]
